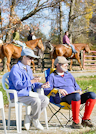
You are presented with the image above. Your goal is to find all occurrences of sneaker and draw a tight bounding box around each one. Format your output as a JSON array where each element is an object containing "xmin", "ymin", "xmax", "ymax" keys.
[
  {"xmin": 32, "ymin": 119, "xmax": 44, "ymax": 130},
  {"xmin": 24, "ymin": 115, "xmax": 30, "ymax": 130},
  {"xmin": 71, "ymin": 121, "xmax": 83, "ymax": 129},
  {"xmin": 81, "ymin": 119, "xmax": 94, "ymax": 127}
]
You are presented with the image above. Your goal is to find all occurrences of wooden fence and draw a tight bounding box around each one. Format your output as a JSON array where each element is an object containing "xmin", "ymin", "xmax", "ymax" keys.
[
  {"xmin": 83, "ymin": 51, "xmax": 96, "ymax": 70},
  {"xmin": 10, "ymin": 50, "xmax": 96, "ymax": 72}
]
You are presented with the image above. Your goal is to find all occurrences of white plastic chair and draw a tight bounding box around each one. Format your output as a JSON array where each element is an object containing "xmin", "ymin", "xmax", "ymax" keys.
[
  {"xmin": 0, "ymin": 91, "xmax": 7, "ymax": 134},
  {"xmin": 2, "ymin": 72, "xmax": 48, "ymax": 133}
]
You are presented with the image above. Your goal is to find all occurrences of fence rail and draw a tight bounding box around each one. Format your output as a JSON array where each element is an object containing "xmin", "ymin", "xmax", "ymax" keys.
[
  {"xmin": 83, "ymin": 51, "xmax": 96, "ymax": 69},
  {"xmin": 10, "ymin": 50, "xmax": 96, "ymax": 72}
]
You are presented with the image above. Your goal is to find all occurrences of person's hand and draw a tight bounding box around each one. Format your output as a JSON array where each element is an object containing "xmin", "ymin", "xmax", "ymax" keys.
[
  {"xmin": 59, "ymin": 89, "xmax": 68, "ymax": 96},
  {"xmin": 31, "ymin": 76, "xmax": 41, "ymax": 83},
  {"xmin": 41, "ymin": 81, "xmax": 50, "ymax": 88},
  {"xmin": 34, "ymin": 76, "xmax": 41, "ymax": 81}
]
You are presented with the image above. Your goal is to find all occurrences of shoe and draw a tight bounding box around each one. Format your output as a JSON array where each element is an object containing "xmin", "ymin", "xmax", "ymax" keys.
[
  {"xmin": 81, "ymin": 119, "xmax": 94, "ymax": 127},
  {"xmin": 71, "ymin": 121, "xmax": 83, "ymax": 129},
  {"xmin": 24, "ymin": 115, "xmax": 30, "ymax": 130},
  {"xmin": 32, "ymin": 119, "xmax": 44, "ymax": 130}
]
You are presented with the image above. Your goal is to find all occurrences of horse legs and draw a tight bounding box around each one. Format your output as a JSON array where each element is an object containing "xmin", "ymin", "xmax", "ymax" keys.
[
  {"xmin": 75, "ymin": 54, "xmax": 83, "ymax": 70},
  {"xmin": 6, "ymin": 57, "xmax": 11, "ymax": 72},
  {"xmin": 52, "ymin": 59, "xmax": 54, "ymax": 68},
  {"xmin": 70, "ymin": 59, "xmax": 73, "ymax": 71},
  {"xmin": 31, "ymin": 60, "xmax": 35, "ymax": 73}
]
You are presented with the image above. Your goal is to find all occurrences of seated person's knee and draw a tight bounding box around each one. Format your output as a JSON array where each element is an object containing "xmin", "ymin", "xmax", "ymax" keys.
[
  {"xmin": 88, "ymin": 92, "xmax": 96, "ymax": 99},
  {"xmin": 72, "ymin": 93, "xmax": 81, "ymax": 101}
]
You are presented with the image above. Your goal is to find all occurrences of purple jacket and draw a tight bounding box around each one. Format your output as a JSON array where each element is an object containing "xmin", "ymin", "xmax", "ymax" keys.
[
  {"xmin": 44, "ymin": 71, "xmax": 81, "ymax": 104},
  {"xmin": 63, "ymin": 35, "xmax": 70, "ymax": 44}
]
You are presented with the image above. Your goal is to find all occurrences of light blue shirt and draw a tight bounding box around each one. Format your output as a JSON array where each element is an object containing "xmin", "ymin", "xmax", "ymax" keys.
[{"xmin": 9, "ymin": 61, "xmax": 42, "ymax": 100}]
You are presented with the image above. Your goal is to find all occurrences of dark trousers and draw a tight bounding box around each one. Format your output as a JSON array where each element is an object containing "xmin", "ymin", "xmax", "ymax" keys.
[{"xmin": 61, "ymin": 92, "xmax": 96, "ymax": 104}]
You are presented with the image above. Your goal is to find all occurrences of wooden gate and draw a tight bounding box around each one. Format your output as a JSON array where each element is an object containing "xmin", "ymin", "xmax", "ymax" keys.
[{"xmin": 83, "ymin": 51, "xmax": 96, "ymax": 70}]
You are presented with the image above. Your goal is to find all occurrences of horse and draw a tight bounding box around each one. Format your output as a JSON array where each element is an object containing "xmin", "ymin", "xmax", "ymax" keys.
[
  {"xmin": 1, "ymin": 38, "xmax": 44, "ymax": 72},
  {"xmin": 46, "ymin": 43, "xmax": 91, "ymax": 71}
]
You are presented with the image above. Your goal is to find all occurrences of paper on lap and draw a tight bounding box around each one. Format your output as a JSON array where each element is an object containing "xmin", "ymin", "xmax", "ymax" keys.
[{"xmin": 29, "ymin": 91, "xmax": 38, "ymax": 97}]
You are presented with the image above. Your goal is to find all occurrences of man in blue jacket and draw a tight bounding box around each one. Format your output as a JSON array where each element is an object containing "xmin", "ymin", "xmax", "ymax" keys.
[
  {"xmin": 9, "ymin": 48, "xmax": 49, "ymax": 130},
  {"xmin": 44, "ymin": 56, "xmax": 96, "ymax": 129}
]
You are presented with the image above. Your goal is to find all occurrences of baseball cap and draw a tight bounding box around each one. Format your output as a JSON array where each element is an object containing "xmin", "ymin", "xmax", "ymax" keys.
[
  {"xmin": 54, "ymin": 56, "xmax": 70, "ymax": 66},
  {"xmin": 21, "ymin": 48, "xmax": 40, "ymax": 59}
]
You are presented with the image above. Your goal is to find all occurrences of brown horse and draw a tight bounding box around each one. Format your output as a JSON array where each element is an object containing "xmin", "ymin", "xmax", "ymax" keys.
[
  {"xmin": 47, "ymin": 43, "xmax": 91, "ymax": 70},
  {"xmin": 1, "ymin": 38, "xmax": 44, "ymax": 72}
]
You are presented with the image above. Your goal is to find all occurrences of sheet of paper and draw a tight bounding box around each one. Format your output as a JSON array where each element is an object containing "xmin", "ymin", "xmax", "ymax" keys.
[{"xmin": 29, "ymin": 91, "xmax": 38, "ymax": 98}]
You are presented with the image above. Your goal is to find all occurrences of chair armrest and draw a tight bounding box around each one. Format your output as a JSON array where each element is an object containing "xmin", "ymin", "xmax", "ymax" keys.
[
  {"xmin": 47, "ymin": 88, "xmax": 58, "ymax": 97},
  {"xmin": 6, "ymin": 89, "xmax": 18, "ymax": 103}
]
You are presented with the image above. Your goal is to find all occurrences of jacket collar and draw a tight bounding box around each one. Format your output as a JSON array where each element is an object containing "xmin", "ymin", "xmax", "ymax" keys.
[
  {"xmin": 18, "ymin": 61, "xmax": 27, "ymax": 70},
  {"xmin": 54, "ymin": 70, "xmax": 68, "ymax": 75}
]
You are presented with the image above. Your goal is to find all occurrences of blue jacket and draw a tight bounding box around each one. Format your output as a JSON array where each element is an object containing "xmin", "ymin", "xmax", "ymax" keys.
[
  {"xmin": 9, "ymin": 61, "xmax": 42, "ymax": 100},
  {"xmin": 44, "ymin": 71, "xmax": 82, "ymax": 104}
]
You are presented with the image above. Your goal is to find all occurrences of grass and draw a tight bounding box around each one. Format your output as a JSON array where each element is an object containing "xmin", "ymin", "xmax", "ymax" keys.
[
  {"xmin": 76, "ymin": 77, "xmax": 96, "ymax": 93},
  {"xmin": 0, "ymin": 75, "xmax": 96, "ymax": 105},
  {"xmin": 0, "ymin": 84, "xmax": 9, "ymax": 105},
  {"xmin": 82, "ymin": 129, "xmax": 96, "ymax": 134}
]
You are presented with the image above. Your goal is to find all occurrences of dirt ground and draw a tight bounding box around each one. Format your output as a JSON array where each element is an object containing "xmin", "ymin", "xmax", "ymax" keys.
[{"xmin": 0, "ymin": 103, "xmax": 96, "ymax": 134}]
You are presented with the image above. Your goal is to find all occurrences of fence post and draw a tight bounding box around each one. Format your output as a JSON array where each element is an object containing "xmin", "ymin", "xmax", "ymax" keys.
[
  {"xmin": 83, "ymin": 51, "xmax": 85, "ymax": 69},
  {"xmin": 41, "ymin": 58, "xmax": 45, "ymax": 72}
]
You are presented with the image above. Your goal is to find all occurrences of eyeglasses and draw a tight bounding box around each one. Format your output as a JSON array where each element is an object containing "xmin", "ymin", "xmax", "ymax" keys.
[{"xmin": 26, "ymin": 56, "xmax": 33, "ymax": 60}]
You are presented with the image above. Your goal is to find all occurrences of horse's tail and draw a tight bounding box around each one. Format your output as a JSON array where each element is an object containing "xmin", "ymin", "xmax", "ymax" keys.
[
  {"xmin": 53, "ymin": 47, "xmax": 58, "ymax": 59},
  {"xmin": 1, "ymin": 45, "xmax": 5, "ymax": 56}
]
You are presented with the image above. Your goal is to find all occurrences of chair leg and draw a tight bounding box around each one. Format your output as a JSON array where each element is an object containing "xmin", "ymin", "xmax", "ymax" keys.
[
  {"xmin": 15, "ymin": 103, "xmax": 20, "ymax": 133},
  {"xmin": 44, "ymin": 108, "xmax": 48, "ymax": 129},
  {"xmin": 18, "ymin": 103, "xmax": 22, "ymax": 133},
  {"xmin": 48, "ymin": 103, "xmax": 73, "ymax": 127},
  {"xmin": 8, "ymin": 107, "xmax": 11, "ymax": 130},
  {"xmin": 65, "ymin": 109, "xmax": 72, "ymax": 126},
  {"xmin": 1, "ymin": 108, "xmax": 7, "ymax": 134},
  {"xmin": 48, "ymin": 104, "xmax": 64, "ymax": 127}
]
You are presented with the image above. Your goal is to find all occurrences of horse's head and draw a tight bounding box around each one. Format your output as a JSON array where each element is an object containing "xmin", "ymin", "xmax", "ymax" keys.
[
  {"xmin": 85, "ymin": 44, "xmax": 91, "ymax": 53},
  {"xmin": 44, "ymin": 41, "xmax": 54, "ymax": 52},
  {"xmin": 37, "ymin": 39, "xmax": 44, "ymax": 52}
]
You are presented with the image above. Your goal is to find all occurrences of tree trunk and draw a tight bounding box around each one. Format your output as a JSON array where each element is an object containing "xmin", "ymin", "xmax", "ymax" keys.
[
  {"xmin": 4, "ymin": 0, "xmax": 16, "ymax": 71},
  {"xmin": 68, "ymin": 0, "xmax": 75, "ymax": 42},
  {"xmin": 59, "ymin": 2, "xmax": 63, "ymax": 44}
]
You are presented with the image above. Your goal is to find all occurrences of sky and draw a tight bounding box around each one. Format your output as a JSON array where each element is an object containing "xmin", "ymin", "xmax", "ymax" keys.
[{"xmin": 1, "ymin": 0, "xmax": 69, "ymax": 38}]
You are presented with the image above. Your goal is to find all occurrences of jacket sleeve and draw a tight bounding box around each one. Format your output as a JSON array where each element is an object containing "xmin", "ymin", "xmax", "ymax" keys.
[
  {"xmin": 10, "ymin": 67, "xmax": 32, "ymax": 91},
  {"xmin": 44, "ymin": 73, "xmax": 54, "ymax": 95},
  {"xmin": 14, "ymin": 32, "xmax": 19, "ymax": 40}
]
